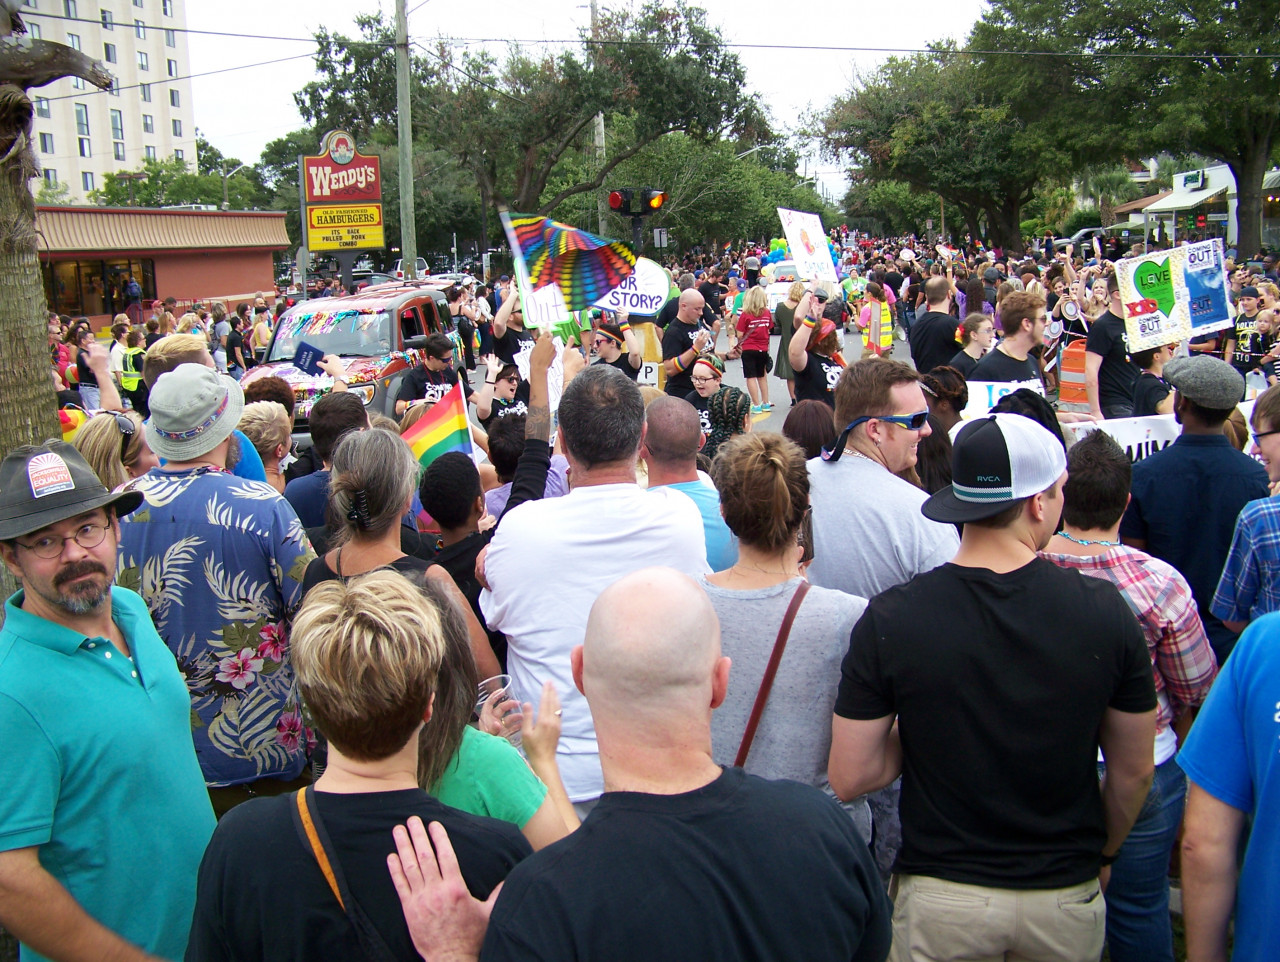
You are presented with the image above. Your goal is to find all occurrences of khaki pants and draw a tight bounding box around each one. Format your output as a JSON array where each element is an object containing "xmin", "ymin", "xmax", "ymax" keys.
[{"xmin": 888, "ymin": 874, "xmax": 1105, "ymax": 962}]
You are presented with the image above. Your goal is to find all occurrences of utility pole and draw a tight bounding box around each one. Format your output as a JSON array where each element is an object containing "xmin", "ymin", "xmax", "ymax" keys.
[
  {"xmin": 940, "ymin": 198, "xmax": 946, "ymax": 243},
  {"xmin": 591, "ymin": 0, "xmax": 606, "ymax": 235},
  {"xmin": 395, "ymin": 0, "xmax": 418, "ymax": 280}
]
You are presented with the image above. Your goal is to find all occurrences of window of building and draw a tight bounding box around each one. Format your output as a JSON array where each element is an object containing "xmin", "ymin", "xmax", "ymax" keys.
[
  {"xmin": 142, "ymin": 114, "xmax": 153, "ymax": 133},
  {"xmin": 107, "ymin": 84, "xmax": 119, "ymax": 97},
  {"xmin": 137, "ymin": 50, "xmax": 148, "ymax": 70},
  {"xmin": 72, "ymin": 76, "xmax": 85, "ymax": 90},
  {"xmin": 82, "ymin": 171, "xmax": 94, "ymax": 191},
  {"xmin": 110, "ymin": 108, "xmax": 123, "ymax": 139},
  {"xmin": 164, "ymin": 28, "xmax": 174, "ymax": 47},
  {"xmin": 166, "ymin": 59, "xmax": 177, "ymax": 77},
  {"xmin": 169, "ymin": 89, "xmax": 179, "ymax": 107},
  {"xmin": 78, "ymin": 137, "xmax": 90, "ymax": 157},
  {"xmin": 42, "ymin": 258, "xmax": 156, "ymax": 318},
  {"xmin": 43, "ymin": 169, "xmax": 57, "ymax": 186},
  {"xmin": 34, "ymin": 97, "xmax": 50, "ymax": 119},
  {"xmin": 67, "ymin": 32, "xmax": 80, "ymax": 50},
  {"xmin": 139, "ymin": 83, "xmax": 151, "ymax": 102},
  {"xmin": 134, "ymin": 19, "xmax": 144, "ymax": 39},
  {"xmin": 63, "ymin": 0, "xmax": 75, "ymax": 17},
  {"xmin": 162, "ymin": 0, "xmax": 171, "ymax": 13},
  {"xmin": 38, "ymin": 132, "xmax": 53, "ymax": 153},
  {"xmin": 23, "ymin": 0, "xmax": 37, "ymax": 8},
  {"xmin": 144, "ymin": 145, "xmax": 156, "ymax": 160},
  {"xmin": 171, "ymin": 118, "xmax": 181, "ymax": 137},
  {"xmin": 113, "ymin": 141, "xmax": 125, "ymax": 161},
  {"xmin": 103, "ymin": 42, "xmax": 115, "ymax": 63},
  {"xmin": 173, "ymin": 148, "xmax": 183, "ymax": 161},
  {"xmin": 99, "ymin": 7, "xmax": 111, "ymax": 28},
  {"xmin": 133, "ymin": 0, "xmax": 142, "ymax": 6},
  {"xmin": 74, "ymin": 103, "xmax": 89, "ymax": 135},
  {"xmin": 27, "ymin": 22, "xmax": 39, "ymax": 38}
]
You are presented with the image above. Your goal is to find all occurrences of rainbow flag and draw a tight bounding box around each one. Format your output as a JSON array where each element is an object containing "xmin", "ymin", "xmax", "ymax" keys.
[{"xmin": 401, "ymin": 381, "xmax": 474, "ymax": 469}]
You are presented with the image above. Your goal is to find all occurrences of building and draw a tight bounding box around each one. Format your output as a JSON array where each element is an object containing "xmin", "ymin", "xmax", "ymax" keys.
[
  {"xmin": 26, "ymin": 0, "xmax": 196, "ymax": 201},
  {"xmin": 38, "ymin": 205, "xmax": 289, "ymax": 325}
]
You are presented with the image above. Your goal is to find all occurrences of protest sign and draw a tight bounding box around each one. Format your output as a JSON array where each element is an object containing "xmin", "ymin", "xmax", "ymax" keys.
[
  {"xmin": 961, "ymin": 379, "xmax": 1044, "ymax": 420},
  {"xmin": 777, "ymin": 208, "xmax": 837, "ymax": 283},
  {"xmin": 593, "ymin": 258, "xmax": 668, "ymax": 316},
  {"xmin": 1063, "ymin": 415, "xmax": 1180, "ymax": 464},
  {"xmin": 1115, "ymin": 239, "xmax": 1233, "ymax": 352}
]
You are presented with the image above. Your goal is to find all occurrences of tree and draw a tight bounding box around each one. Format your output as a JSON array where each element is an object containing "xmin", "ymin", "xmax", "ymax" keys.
[
  {"xmin": 90, "ymin": 156, "xmax": 261, "ymax": 209},
  {"xmin": 841, "ymin": 178, "xmax": 960, "ymax": 240},
  {"xmin": 1076, "ymin": 165, "xmax": 1142, "ymax": 227}
]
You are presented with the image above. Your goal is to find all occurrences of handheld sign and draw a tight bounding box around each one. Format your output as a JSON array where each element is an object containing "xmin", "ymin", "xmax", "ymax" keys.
[
  {"xmin": 1115, "ymin": 239, "xmax": 1233, "ymax": 352},
  {"xmin": 293, "ymin": 341, "xmax": 326, "ymax": 377},
  {"xmin": 593, "ymin": 257, "xmax": 669, "ymax": 316}
]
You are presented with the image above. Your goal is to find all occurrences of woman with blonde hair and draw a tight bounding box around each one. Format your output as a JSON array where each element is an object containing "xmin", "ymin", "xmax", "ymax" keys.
[
  {"xmin": 237, "ymin": 400, "xmax": 291, "ymax": 493},
  {"xmin": 73, "ymin": 409, "xmax": 159, "ymax": 490},
  {"xmin": 734, "ymin": 285, "xmax": 774, "ymax": 412},
  {"xmin": 175, "ymin": 312, "xmax": 200, "ymax": 335},
  {"xmin": 773, "ymin": 279, "xmax": 806, "ymax": 404},
  {"xmin": 702, "ymin": 432, "xmax": 872, "ymax": 841}
]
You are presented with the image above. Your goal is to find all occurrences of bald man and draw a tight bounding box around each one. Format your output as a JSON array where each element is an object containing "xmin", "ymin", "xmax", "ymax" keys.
[
  {"xmin": 389, "ymin": 568, "xmax": 892, "ymax": 962},
  {"xmin": 641, "ymin": 397, "xmax": 736, "ymax": 569},
  {"xmin": 662, "ymin": 289, "xmax": 716, "ymax": 397}
]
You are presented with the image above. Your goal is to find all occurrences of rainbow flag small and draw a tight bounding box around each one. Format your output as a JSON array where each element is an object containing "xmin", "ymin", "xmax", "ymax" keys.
[{"xmin": 401, "ymin": 381, "xmax": 474, "ymax": 469}]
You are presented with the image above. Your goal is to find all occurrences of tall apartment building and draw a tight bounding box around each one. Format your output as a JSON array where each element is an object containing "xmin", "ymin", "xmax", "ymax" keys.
[{"xmin": 25, "ymin": 0, "xmax": 197, "ymax": 202}]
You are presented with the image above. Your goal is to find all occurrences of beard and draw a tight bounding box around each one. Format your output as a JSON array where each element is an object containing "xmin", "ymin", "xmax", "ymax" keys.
[{"xmin": 45, "ymin": 560, "xmax": 113, "ymax": 615}]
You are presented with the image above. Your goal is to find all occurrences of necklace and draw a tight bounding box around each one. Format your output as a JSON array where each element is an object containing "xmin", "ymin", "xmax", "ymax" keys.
[
  {"xmin": 729, "ymin": 560, "xmax": 800, "ymax": 579},
  {"xmin": 1058, "ymin": 531, "xmax": 1121, "ymax": 547}
]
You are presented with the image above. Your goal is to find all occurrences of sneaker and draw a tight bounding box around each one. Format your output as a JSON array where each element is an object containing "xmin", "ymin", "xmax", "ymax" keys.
[
  {"xmin": 762, "ymin": 402, "xmax": 774, "ymax": 411},
  {"xmin": 750, "ymin": 404, "xmax": 764, "ymax": 414}
]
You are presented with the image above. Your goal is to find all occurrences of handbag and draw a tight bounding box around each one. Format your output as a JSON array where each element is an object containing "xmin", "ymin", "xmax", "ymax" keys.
[
  {"xmin": 734, "ymin": 581, "xmax": 810, "ymax": 767},
  {"xmin": 291, "ymin": 787, "xmax": 399, "ymax": 962}
]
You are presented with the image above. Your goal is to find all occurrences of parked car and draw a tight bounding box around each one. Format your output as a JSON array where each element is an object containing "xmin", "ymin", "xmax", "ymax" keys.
[
  {"xmin": 392, "ymin": 257, "xmax": 430, "ymax": 280},
  {"xmin": 355, "ymin": 272, "xmax": 396, "ymax": 291},
  {"xmin": 242, "ymin": 283, "xmax": 454, "ymax": 441},
  {"xmin": 765, "ymin": 260, "xmax": 800, "ymax": 313},
  {"xmin": 1054, "ymin": 227, "xmax": 1106, "ymax": 252}
]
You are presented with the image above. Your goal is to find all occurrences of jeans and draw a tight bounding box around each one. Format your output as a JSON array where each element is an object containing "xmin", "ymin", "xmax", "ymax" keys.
[
  {"xmin": 1097, "ymin": 755, "xmax": 1186, "ymax": 962},
  {"xmin": 78, "ymin": 384, "xmax": 100, "ymax": 409}
]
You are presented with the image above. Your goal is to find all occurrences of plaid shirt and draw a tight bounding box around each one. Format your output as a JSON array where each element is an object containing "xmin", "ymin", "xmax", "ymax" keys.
[
  {"xmin": 1212, "ymin": 495, "xmax": 1280, "ymax": 626},
  {"xmin": 1041, "ymin": 545, "xmax": 1218, "ymax": 733}
]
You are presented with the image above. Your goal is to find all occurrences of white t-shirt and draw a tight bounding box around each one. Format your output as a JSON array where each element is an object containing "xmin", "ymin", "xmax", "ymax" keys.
[
  {"xmin": 806, "ymin": 455, "xmax": 959, "ymax": 600},
  {"xmin": 480, "ymin": 482, "xmax": 710, "ymax": 802},
  {"xmin": 109, "ymin": 341, "xmax": 126, "ymax": 376}
]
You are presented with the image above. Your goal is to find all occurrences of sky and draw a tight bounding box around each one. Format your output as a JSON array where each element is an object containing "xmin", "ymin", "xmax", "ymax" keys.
[{"xmin": 187, "ymin": 0, "xmax": 988, "ymax": 201}]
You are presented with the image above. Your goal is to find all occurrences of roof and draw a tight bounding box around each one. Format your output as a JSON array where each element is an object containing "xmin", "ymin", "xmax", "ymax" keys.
[
  {"xmin": 35, "ymin": 205, "xmax": 290, "ymax": 254},
  {"xmin": 1114, "ymin": 191, "xmax": 1172, "ymax": 215},
  {"xmin": 1143, "ymin": 166, "xmax": 1234, "ymax": 213}
]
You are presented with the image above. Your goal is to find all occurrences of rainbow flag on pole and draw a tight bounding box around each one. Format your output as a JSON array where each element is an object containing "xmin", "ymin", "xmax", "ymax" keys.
[{"xmin": 401, "ymin": 381, "xmax": 474, "ymax": 469}]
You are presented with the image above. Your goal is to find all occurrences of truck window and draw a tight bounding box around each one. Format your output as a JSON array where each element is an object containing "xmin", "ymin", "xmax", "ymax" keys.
[{"xmin": 400, "ymin": 306, "xmax": 424, "ymax": 342}]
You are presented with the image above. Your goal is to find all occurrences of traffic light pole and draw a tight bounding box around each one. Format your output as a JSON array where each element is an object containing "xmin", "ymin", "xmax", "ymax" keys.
[{"xmin": 632, "ymin": 215, "xmax": 643, "ymax": 252}]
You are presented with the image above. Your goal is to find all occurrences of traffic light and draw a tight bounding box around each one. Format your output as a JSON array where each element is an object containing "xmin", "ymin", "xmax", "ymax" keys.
[
  {"xmin": 640, "ymin": 189, "xmax": 667, "ymax": 212},
  {"xmin": 608, "ymin": 189, "xmax": 634, "ymax": 215}
]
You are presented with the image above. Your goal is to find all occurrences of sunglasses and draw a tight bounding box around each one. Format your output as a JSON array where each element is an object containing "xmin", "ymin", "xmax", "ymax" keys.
[
  {"xmin": 822, "ymin": 410, "xmax": 929, "ymax": 462},
  {"xmin": 104, "ymin": 411, "xmax": 135, "ymax": 462}
]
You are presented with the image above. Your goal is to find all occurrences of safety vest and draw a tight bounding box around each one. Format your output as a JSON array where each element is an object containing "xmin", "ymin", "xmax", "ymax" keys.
[
  {"xmin": 120, "ymin": 347, "xmax": 146, "ymax": 391},
  {"xmin": 873, "ymin": 300, "xmax": 894, "ymax": 352}
]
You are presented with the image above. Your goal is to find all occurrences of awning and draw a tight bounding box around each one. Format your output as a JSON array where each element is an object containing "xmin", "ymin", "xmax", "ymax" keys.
[
  {"xmin": 1143, "ymin": 166, "xmax": 1234, "ymax": 213},
  {"xmin": 36, "ymin": 206, "xmax": 290, "ymax": 254},
  {"xmin": 1114, "ymin": 192, "xmax": 1171, "ymax": 216}
]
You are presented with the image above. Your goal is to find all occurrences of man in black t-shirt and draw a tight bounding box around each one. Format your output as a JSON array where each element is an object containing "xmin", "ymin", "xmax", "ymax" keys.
[
  {"xmin": 662, "ymin": 290, "xmax": 714, "ymax": 396},
  {"xmin": 830, "ymin": 414, "xmax": 1155, "ymax": 962},
  {"xmin": 908, "ymin": 276, "xmax": 961, "ymax": 374},
  {"xmin": 394, "ymin": 332, "xmax": 473, "ymax": 415},
  {"xmin": 491, "ymin": 288, "xmax": 536, "ymax": 368},
  {"xmin": 969, "ymin": 289, "xmax": 1045, "ymax": 386},
  {"xmin": 391, "ymin": 568, "xmax": 892, "ymax": 962},
  {"xmin": 1085, "ymin": 274, "xmax": 1140, "ymax": 418}
]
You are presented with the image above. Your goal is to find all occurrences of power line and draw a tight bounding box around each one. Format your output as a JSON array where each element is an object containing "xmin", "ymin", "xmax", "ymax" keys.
[
  {"xmin": 25, "ymin": 11, "xmax": 394, "ymax": 49},
  {"xmin": 411, "ymin": 41, "xmax": 528, "ymax": 106},
  {"xmin": 39, "ymin": 51, "xmax": 318, "ymax": 103}
]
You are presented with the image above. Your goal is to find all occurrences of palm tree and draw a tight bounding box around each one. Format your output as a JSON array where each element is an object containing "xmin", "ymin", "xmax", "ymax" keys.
[{"xmin": 1078, "ymin": 165, "xmax": 1143, "ymax": 227}]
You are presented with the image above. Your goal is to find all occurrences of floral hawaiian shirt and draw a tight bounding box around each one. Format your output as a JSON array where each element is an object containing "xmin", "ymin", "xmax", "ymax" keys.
[{"xmin": 117, "ymin": 466, "xmax": 316, "ymax": 787}]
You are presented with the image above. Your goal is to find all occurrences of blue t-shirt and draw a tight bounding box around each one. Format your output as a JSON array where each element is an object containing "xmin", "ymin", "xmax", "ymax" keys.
[
  {"xmin": 664, "ymin": 479, "xmax": 738, "ymax": 572},
  {"xmin": 0, "ymin": 588, "xmax": 215, "ymax": 962},
  {"xmin": 117, "ymin": 467, "xmax": 317, "ymax": 787},
  {"xmin": 1119, "ymin": 434, "xmax": 1269, "ymax": 661},
  {"xmin": 154, "ymin": 428, "xmax": 265, "ymax": 482},
  {"xmin": 284, "ymin": 468, "xmax": 331, "ymax": 529},
  {"xmin": 1178, "ymin": 612, "xmax": 1280, "ymax": 962}
]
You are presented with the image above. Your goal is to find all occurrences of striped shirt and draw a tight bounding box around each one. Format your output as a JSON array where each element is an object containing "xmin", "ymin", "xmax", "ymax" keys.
[{"xmin": 1212, "ymin": 495, "xmax": 1280, "ymax": 627}]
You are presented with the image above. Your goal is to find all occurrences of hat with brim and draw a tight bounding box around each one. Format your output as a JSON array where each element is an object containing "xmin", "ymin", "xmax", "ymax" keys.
[
  {"xmin": 923, "ymin": 414, "xmax": 1066, "ymax": 524},
  {"xmin": 145, "ymin": 363, "xmax": 244, "ymax": 462},
  {"xmin": 0, "ymin": 441, "xmax": 143, "ymax": 540},
  {"xmin": 1163, "ymin": 355, "xmax": 1245, "ymax": 410}
]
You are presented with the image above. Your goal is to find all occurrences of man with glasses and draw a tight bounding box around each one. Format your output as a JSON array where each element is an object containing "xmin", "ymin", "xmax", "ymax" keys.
[
  {"xmin": 0, "ymin": 442, "xmax": 215, "ymax": 961},
  {"xmin": 970, "ymin": 290, "xmax": 1048, "ymax": 386},
  {"xmin": 395, "ymin": 332, "xmax": 474, "ymax": 416}
]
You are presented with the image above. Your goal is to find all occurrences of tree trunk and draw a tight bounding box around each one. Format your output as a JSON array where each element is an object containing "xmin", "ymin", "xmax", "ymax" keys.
[
  {"xmin": 1228, "ymin": 143, "xmax": 1273, "ymax": 257},
  {"xmin": 985, "ymin": 202, "xmax": 1025, "ymax": 251}
]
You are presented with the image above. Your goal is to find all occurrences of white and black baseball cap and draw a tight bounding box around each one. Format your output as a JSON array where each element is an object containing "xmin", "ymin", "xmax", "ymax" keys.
[{"xmin": 922, "ymin": 413, "xmax": 1067, "ymax": 524}]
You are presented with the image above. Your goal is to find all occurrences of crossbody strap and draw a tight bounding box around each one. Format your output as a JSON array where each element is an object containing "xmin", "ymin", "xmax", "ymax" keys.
[
  {"xmin": 294, "ymin": 788, "xmax": 344, "ymax": 908},
  {"xmin": 734, "ymin": 581, "xmax": 810, "ymax": 768}
]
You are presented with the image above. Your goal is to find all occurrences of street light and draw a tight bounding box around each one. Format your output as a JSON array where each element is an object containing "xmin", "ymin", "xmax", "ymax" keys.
[
  {"xmin": 736, "ymin": 145, "xmax": 765, "ymax": 160},
  {"xmin": 116, "ymin": 170, "xmax": 147, "ymax": 207},
  {"xmin": 221, "ymin": 161, "xmax": 247, "ymax": 210}
]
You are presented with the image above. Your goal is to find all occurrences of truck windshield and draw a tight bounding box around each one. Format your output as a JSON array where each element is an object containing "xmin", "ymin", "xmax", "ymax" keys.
[{"xmin": 267, "ymin": 305, "xmax": 393, "ymax": 362}]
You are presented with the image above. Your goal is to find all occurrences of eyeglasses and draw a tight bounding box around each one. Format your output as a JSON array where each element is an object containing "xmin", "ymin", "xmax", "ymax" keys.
[
  {"xmin": 822, "ymin": 410, "xmax": 930, "ymax": 462},
  {"xmin": 690, "ymin": 375, "xmax": 720, "ymax": 384},
  {"xmin": 17, "ymin": 522, "xmax": 109, "ymax": 559},
  {"xmin": 1252, "ymin": 429, "xmax": 1280, "ymax": 445}
]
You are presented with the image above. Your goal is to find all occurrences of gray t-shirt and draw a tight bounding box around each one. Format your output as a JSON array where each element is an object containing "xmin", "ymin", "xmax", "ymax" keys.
[
  {"xmin": 806, "ymin": 455, "xmax": 959, "ymax": 599},
  {"xmin": 701, "ymin": 575, "xmax": 872, "ymax": 842}
]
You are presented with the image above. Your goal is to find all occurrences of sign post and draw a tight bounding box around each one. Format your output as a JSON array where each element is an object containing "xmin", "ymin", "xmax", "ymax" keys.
[{"xmin": 302, "ymin": 130, "xmax": 385, "ymax": 291}]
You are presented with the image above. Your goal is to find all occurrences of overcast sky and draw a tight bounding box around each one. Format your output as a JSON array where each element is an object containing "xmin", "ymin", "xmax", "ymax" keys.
[{"xmin": 187, "ymin": 0, "xmax": 988, "ymax": 200}]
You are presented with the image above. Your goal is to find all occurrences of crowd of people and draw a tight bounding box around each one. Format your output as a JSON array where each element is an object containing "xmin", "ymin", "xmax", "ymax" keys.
[{"xmin": 3, "ymin": 233, "xmax": 1280, "ymax": 962}]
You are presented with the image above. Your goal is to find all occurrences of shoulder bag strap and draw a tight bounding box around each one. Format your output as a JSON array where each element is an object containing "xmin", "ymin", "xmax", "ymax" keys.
[
  {"xmin": 734, "ymin": 581, "xmax": 810, "ymax": 768},
  {"xmin": 290, "ymin": 787, "xmax": 399, "ymax": 962}
]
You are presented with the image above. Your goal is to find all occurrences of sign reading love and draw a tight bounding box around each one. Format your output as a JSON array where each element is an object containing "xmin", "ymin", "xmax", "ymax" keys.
[{"xmin": 1133, "ymin": 259, "xmax": 1176, "ymax": 318}]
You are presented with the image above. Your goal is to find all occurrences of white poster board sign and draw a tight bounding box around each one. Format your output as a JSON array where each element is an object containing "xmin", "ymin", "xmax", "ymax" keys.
[
  {"xmin": 1114, "ymin": 238, "xmax": 1233, "ymax": 351},
  {"xmin": 961, "ymin": 379, "xmax": 1045, "ymax": 420},
  {"xmin": 776, "ymin": 207, "xmax": 837, "ymax": 283},
  {"xmin": 593, "ymin": 257, "xmax": 668, "ymax": 316}
]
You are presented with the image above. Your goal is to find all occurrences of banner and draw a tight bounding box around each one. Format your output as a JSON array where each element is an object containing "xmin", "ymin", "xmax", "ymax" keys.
[
  {"xmin": 593, "ymin": 257, "xmax": 668, "ymax": 315},
  {"xmin": 1063, "ymin": 415, "xmax": 1180, "ymax": 463},
  {"xmin": 777, "ymin": 207, "xmax": 838, "ymax": 283},
  {"xmin": 961, "ymin": 379, "xmax": 1045, "ymax": 420},
  {"xmin": 1115, "ymin": 239, "xmax": 1233, "ymax": 352}
]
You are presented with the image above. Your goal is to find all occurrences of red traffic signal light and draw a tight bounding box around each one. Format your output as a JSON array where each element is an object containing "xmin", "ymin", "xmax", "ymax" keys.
[
  {"xmin": 641, "ymin": 189, "xmax": 667, "ymax": 211},
  {"xmin": 608, "ymin": 189, "xmax": 634, "ymax": 214}
]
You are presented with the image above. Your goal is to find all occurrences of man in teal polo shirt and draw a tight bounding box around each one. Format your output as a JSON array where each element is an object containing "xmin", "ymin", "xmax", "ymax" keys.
[{"xmin": 0, "ymin": 441, "xmax": 215, "ymax": 962}]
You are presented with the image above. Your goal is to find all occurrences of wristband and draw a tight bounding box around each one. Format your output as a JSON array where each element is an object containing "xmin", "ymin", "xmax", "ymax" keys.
[
  {"xmin": 802, "ymin": 315, "xmax": 818, "ymax": 329},
  {"xmin": 618, "ymin": 319, "xmax": 631, "ymax": 333},
  {"xmin": 672, "ymin": 354, "xmax": 688, "ymax": 374},
  {"xmin": 486, "ymin": 380, "xmax": 497, "ymax": 385}
]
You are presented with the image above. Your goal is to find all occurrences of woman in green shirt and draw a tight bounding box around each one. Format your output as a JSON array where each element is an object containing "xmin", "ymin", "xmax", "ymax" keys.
[{"xmin": 773, "ymin": 281, "xmax": 805, "ymax": 405}]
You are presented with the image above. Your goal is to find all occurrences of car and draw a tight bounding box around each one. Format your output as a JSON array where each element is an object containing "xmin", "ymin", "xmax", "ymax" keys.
[
  {"xmin": 1054, "ymin": 227, "xmax": 1106, "ymax": 252},
  {"xmin": 242, "ymin": 282, "xmax": 455, "ymax": 442},
  {"xmin": 391, "ymin": 257, "xmax": 430, "ymax": 280},
  {"xmin": 355, "ymin": 272, "xmax": 396, "ymax": 291},
  {"xmin": 430, "ymin": 272, "xmax": 478, "ymax": 287},
  {"xmin": 764, "ymin": 260, "xmax": 800, "ymax": 312}
]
